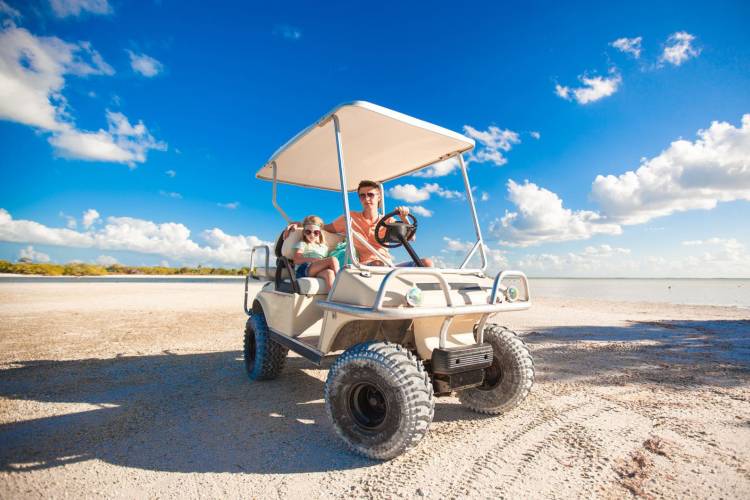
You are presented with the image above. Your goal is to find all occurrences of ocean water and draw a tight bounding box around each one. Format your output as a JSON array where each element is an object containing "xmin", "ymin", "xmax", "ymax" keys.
[
  {"xmin": 530, "ymin": 278, "xmax": 750, "ymax": 308},
  {"xmin": 2, "ymin": 275, "xmax": 749, "ymax": 308}
]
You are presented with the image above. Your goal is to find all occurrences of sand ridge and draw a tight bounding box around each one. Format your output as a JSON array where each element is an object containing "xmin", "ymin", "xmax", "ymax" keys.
[{"xmin": 0, "ymin": 282, "xmax": 749, "ymax": 498}]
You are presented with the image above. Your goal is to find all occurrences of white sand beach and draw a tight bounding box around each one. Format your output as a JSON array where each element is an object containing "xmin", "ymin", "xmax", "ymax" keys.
[{"xmin": 1, "ymin": 281, "xmax": 749, "ymax": 498}]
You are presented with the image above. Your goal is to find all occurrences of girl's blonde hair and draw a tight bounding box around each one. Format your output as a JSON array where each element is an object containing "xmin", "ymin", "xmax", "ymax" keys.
[{"xmin": 302, "ymin": 215, "xmax": 324, "ymax": 244}]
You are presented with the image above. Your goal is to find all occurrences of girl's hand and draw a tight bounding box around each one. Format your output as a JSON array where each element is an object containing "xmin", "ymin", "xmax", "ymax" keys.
[{"xmin": 284, "ymin": 223, "xmax": 300, "ymax": 238}]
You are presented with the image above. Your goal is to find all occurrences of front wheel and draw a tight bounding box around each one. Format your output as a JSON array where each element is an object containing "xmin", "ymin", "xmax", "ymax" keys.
[
  {"xmin": 324, "ymin": 342, "xmax": 434, "ymax": 460},
  {"xmin": 243, "ymin": 307, "xmax": 288, "ymax": 381},
  {"xmin": 458, "ymin": 324, "xmax": 534, "ymax": 414}
]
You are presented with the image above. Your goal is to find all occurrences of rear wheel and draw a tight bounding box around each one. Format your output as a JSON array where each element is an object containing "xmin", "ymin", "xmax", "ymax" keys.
[
  {"xmin": 324, "ymin": 342, "xmax": 434, "ymax": 460},
  {"xmin": 458, "ymin": 324, "xmax": 534, "ymax": 414},
  {"xmin": 243, "ymin": 306, "xmax": 288, "ymax": 381}
]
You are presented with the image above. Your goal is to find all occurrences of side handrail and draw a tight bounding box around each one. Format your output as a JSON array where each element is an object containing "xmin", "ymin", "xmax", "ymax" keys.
[
  {"xmin": 476, "ymin": 270, "xmax": 531, "ymax": 343},
  {"xmin": 245, "ymin": 244, "xmax": 271, "ymax": 315},
  {"xmin": 249, "ymin": 245, "xmax": 271, "ymax": 280}
]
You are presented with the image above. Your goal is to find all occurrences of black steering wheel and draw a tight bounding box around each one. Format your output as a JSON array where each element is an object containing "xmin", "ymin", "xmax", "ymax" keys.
[{"xmin": 375, "ymin": 210, "xmax": 418, "ymax": 248}]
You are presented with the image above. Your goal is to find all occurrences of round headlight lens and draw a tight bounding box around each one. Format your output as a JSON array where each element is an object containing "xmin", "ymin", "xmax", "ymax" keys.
[
  {"xmin": 405, "ymin": 286, "xmax": 423, "ymax": 307},
  {"xmin": 505, "ymin": 286, "xmax": 520, "ymax": 302}
]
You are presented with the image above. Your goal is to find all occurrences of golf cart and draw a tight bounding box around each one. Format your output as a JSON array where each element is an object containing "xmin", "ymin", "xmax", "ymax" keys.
[{"xmin": 244, "ymin": 101, "xmax": 534, "ymax": 460}]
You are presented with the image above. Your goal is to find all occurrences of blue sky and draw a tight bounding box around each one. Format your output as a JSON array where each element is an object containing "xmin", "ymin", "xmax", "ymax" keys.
[{"xmin": 1, "ymin": 0, "xmax": 749, "ymax": 276}]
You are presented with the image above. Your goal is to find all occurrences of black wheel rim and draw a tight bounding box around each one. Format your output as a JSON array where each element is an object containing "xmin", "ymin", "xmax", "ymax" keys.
[
  {"xmin": 348, "ymin": 382, "xmax": 388, "ymax": 430},
  {"xmin": 480, "ymin": 356, "xmax": 502, "ymax": 390}
]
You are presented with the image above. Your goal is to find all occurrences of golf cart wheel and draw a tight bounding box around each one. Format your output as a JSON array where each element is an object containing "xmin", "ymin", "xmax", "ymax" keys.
[
  {"xmin": 243, "ymin": 305, "xmax": 288, "ymax": 381},
  {"xmin": 324, "ymin": 341, "xmax": 434, "ymax": 460},
  {"xmin": 458, "ymin": 325, "xmax": 534, "ymax": 415}
]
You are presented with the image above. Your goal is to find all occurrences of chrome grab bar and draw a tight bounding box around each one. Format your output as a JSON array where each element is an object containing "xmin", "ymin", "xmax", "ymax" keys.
[
  {"xmin": 476, "ymin": 270, "xmax": 530, "ymax": 343},
  {"xmin": 245, "ymin": 245, "xmax": 271, "ymax": 315}
]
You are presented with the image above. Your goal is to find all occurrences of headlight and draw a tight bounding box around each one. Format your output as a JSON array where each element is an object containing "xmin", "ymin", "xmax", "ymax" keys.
[
  {"xmin": 505, "ymin": 286, "xmax": 520, "ymax": 302},
  {"xmin": 405, "ymin": 286, "xmax": 423, "ymax": 307}
]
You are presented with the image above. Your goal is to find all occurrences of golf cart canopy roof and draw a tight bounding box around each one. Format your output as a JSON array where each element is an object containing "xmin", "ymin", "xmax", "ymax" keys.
[{"xmin": 255, "ymin": 101, "xmax": 475, "ymax": 191}]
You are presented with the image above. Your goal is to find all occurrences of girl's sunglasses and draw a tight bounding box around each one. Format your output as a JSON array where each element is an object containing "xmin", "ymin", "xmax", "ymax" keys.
[
  {"xmin": 304, "ymin": 229, "xmax": 321, "ymax": 236},
  {"xmin": 358, "ymin": 192, "xmax": 377, "ymax": 199}
]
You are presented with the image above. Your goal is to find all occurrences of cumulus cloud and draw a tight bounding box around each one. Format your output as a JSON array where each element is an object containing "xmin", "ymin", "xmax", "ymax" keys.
[
  {"xmin": 530, "ymin": 131, "xmax": 541, "ymax": 140},
  {"xmin": 660, "ymin": 31, "xmax": 700, "ymax": 66},
  {"xmin": 555, "ymin": 72, "xmax": 622, "ymax": 105},
  {"xmin": 165, "ymin": 169, "xmax": 176, "ymax": 178},
  {"xmin": 59, "ymin": 211, "xmax": 77, "ymax": 229},
  {"xmin": 0, "ymin": 24, "xmax": 165, "ymax": 165},
  {"xmin": 96, "ymin": 254, "xmax": 117, "ymax": 266},
  {"xmin": 407, "ymin": 205, "xmax": 432, "ymax": 217},
  {"xmin": 274, "ymin": 24, "xmax": 301, "ymax": 40},
  {"xmin": 464, "ymin": 125, "xmax": 520, "ymax": 166},
  {"xmin": 217, "ymin": 201, "xmax": 239, "ymax": 210},
  {"xmin": 50, "ymin": 111, "xmax": 167, "ymax": 165},
  {"xmin": 591, "ymin": 114, "xmax": 750, "ymax": 225},
  {"xmin": 517, "ymin": 245, "xmax": 634, "ymax": 276},
  {"xmin": 19, "ymin": 245, "xmax": 50, "ymax": 263},
  {"xmin": 0, "ymin": 208, "xmax": 270, "ymax": 266},
  {"xmin": 480, "ymin": 192, "xmax": 490, "ymax": 202},
  {"xmin": 82, "ymin": 208, "xmax": 100, "ymax": 228},
  {"xmin": 413, "ymin": 157, "xmax": 460, "ymax": 178},
  {"xmin": 0, "ymin": 1, "xmax": 21, "ymax": 19},
  {"xmin": 441, "ymin": 237, "xmax": 509, "ymax": 270},
  {"xmin": 388, "ymin": 183, "xmax": 462, "ymax": 203},
  {"xmin": 610, "ymin": 36, "xmax": 642, "ymax": 58},
  {"xmin": 127, "ymin": 50, "xmax": 163, "ymax": 77},
  {"xmin": 489, "ymin": 180, "xmax": 622, "ymax": 247},
  {"xmin": 159, "ymin": 190, "xmax": 182, "ymax": 199},
  {"xmin": 49, "ymin": 0, "xmax": 111, "ymax": 17}
]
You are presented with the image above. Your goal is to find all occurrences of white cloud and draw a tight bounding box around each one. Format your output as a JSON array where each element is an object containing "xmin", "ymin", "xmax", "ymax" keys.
[
  {"xmin": 517, "ymin": 245, "xmax": 635, "ymax": 276},
  {"xmin": 591, "ymin": 114, "xmax": 750, "ymax": 225},
  {"xmin": 127, "ymin": 50, "xmax": 163, "ymax": 77},
  {"xmin": 555, "ymin": 72, "xmax": 622, "ymax": 105},
  {"xmin": 489, "ymin": 180, "xmax": 622, "ymax": 247},
  {"xmin": 480, "ymin": 191, "xmax": 490, "ymax": 202},
  {"xmin": 582, "ymin": 244, "xmax": 630, "ymax": 257},
  {"xmin": 610, "ymin": 37, "xmax": 642, "ymax": 58},
  {"xmin": 82, "ymin": 208, "xmax": 100, "ymax": 228},
  {"xmin": 159, "ymin": 190, "xmax": 182, "ymax": 199},
  {"xmin": 49, "ymin": 111, "xmax": 166, "ymax": 165},
  {"xmin": 19, "ymin": 245, "xmax": 50, "ymax": 263},
  {"xmin": 49, "ymin": 0, "xmax": 111, "ymax": 17},
  {"xmin": 0, "ymin": 24, "xmax": 165, "ymax": 165},
  {"xmin": 463, "ymin": 125, "xmax": 520, "ymax": 166},
  {"xmin": 388, "ymin": 183, "xmax": 462, "ymax": 203},
  {"xmin": 660, "ymin": 31, "xmax": 700, "ymax": 66},
  {"xmin": 530, "ymin": 131, "xmax": 541, "ymax": 140},
  {"xmin": 274, "ymin": 24, "xmax": 301, "ymax": 40},
  {"xmin": 0, "ymin": 1, "xmax": 21, "ymax": 19},
  {"xmin": 413, "ymin": 157, "xmax": 460, "ymax": 178},
  {"xmin": 96, "ymin": 254, "xmax": 117, "ymax": 266},
  {"xmin": 218, "ymin": 201, "xmax": 239, "ymax": 210},
  {"xmin": 165, "ymin": 169, "xmax": 176, "ymax": 178},
  {"xmin": 0, "ymin": 208, "xmax": 270, "ymax": 266},
  {"xmin": 59, "ymin": 211, "xmax": 77, "ymax": 229},
  {"xmin": 441, "ymin": 237, "xmax": 509, "ymax": 270},
  {"xmin": 407, "ymin": 205, "xmax": 432, "ymax": 217}
]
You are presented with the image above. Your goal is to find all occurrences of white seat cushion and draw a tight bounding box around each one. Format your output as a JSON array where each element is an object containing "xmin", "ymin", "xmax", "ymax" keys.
[{"xmin": 296, "ymin": 277, "xmax": 329, "ymax": 295}]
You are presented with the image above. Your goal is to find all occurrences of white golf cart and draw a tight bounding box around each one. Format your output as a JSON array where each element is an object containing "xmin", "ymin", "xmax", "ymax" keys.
[{"xmin": 244, "ymin": 101, "xmax": 534, "ymax": 460}]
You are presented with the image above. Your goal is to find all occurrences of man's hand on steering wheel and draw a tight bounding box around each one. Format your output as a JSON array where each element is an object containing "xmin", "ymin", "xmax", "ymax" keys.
[{"xmin": 391, "ymin": 206, "xmax": 414, "ymax": 240}]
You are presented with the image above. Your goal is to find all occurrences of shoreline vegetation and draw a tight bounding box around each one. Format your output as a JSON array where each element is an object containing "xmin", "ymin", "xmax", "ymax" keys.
[{"xmin": 0, "ymin": 260, "xmax": 249, "ymax": 277}]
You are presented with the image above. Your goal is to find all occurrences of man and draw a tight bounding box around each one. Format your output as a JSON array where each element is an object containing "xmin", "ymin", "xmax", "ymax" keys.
[{"xmin": 286, "ymin": 180, "xmax": 433, "ymax": 267}]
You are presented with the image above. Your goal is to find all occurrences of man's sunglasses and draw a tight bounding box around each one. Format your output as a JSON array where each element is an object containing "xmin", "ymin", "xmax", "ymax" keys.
[
  {"xmin": 358, "ymin": 192, "xmax": 378, "ymax": 199},
  {"xmin": 304, "ymin": 229, "xmax": 321, "ymax": 236}
]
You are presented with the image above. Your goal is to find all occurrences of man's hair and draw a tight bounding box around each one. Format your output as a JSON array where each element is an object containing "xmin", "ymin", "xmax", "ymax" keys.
[{"xmin": 357, "ymin": 180, "xmax": 380, "ymax": 193}]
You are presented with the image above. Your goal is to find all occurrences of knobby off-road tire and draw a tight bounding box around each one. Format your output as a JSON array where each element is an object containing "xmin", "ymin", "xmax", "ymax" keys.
[
  {"xmin": 324, "ymin": 341, "xmax": 434, "ymax": 460},
  {"xmin": 458, "ymin": 324, "xmax": 534, "ymax": 414},
  {"xmin": 243, "ymin": 309, "xmax": 288, "ymax": 381}
]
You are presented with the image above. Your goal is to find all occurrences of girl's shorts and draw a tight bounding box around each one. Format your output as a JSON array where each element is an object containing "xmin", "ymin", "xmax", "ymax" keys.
[{"xmin": 295, "ymin": 262, "xmax": 311, "ymax": 279}]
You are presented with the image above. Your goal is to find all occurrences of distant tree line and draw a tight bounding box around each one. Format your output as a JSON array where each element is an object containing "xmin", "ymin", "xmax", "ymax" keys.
[{"xmin": 0, "ymin": 260, "xmax": 249, "ymax": 276}]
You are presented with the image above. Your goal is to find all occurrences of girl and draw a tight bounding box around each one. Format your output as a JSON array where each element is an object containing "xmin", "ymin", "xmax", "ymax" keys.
[{"xmin": 293, "ymin": 215, "xmax": 340, "ymax": 289}]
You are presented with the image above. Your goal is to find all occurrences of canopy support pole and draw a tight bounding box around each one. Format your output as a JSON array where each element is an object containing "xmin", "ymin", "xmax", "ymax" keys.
[
  {"xmin": 333, "ymin": 114, "xmax": 359, "ymax": 268},
  {"xmin": 271, "ymin": 161, "xmax": 291, "ymax": 223},
  {"xmin": 458, "ymin": 153, "xmax": 487, "ymax": 271}
]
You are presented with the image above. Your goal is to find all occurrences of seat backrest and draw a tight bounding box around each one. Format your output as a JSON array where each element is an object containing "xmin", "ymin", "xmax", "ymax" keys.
[{"xmin": 281, "ymin": 228, "xmax": 343, "ymax": 259}]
